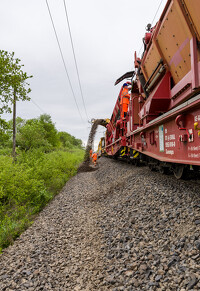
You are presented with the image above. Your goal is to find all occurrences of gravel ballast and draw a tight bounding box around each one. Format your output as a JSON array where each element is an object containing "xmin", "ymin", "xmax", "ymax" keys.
[{"xmin": 0, "ymin": 157, "xmax": 200, "ymax": 290}]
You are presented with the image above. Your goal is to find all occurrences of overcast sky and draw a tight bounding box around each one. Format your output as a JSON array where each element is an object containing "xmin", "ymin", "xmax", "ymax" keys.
[{"xmin": 1, "ymin": 0, "xmax": 167, "ymax": 148}]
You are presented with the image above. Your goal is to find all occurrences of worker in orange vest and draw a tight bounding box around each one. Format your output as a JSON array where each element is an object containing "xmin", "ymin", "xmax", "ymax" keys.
[
  {"xmin": 120, "ymin": 83, "xmax": 130, "ymax": 119},
  {"xmin": 92, "ymin": 152, "xmax": 98, "ymax": 166}
]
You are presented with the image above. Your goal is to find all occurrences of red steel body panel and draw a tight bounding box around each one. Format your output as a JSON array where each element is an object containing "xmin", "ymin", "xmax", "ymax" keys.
[
  {"xmin": 129, "ymin": 94, "xmax": 200, "ymax": 165},
  {"xmin": 105, "ymin": 0, "xmax": 200, "ymax": 167}
]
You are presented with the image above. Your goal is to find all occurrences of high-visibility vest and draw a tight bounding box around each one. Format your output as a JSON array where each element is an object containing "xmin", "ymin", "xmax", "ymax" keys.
[
  {"xmin": 92, "ymin": 153, "xmax": 98, "ymax": 161},
  {"xmin": 120, "ymin": 88, "xmax": 130, "ymax": 105}
]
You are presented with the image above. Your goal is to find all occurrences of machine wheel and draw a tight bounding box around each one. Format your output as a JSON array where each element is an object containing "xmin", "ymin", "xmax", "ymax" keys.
[
  {"xmin": 158, "ymin": 163, "xmax": 170, "ymax": 175},
  {"xmin": 173, "ymin": 164, "xmax": 186, "ymax": 179}
]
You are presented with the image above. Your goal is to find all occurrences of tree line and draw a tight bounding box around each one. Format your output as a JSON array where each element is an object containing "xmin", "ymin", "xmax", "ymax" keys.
[
  {"xmin": 0, "ymin": 50, "xmax": 82, "ymax": 154},
  {"xmin": 0, "ymin": 113, "xmax": 83, "ymax": 153}
]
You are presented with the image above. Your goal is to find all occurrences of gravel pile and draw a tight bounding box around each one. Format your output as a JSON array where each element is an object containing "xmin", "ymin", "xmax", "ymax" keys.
[{"xmin": 0, "ymin": 157, "xmax": 200, "ymax": 290}]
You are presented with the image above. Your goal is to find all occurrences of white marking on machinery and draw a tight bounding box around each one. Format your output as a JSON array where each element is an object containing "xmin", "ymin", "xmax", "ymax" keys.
[{"xmin": 159, "ymin": 125, "xmax": 164, "ymax": 152}]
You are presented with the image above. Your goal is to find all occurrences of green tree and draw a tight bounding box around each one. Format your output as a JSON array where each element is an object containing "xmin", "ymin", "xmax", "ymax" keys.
[
  {"xmin": 71, "ymin": 136, "xmax": 83, "ymax": 148},
  {"xmin": 38, "ymin": 114, "xmax": 59, "ymax": 147},
  {"xmin": 16, "ymin": 119, "xmax": 52, "ymax": 151},
  {"xmin": 0, "ymin": 119, "xmax": 10, "ymax": 147},
  {"xmin": 16, "ymin": 115, "xmax": 59, "ymax": 151},
  {"xmin": 58, "ymin": 131, "xmax": 83, "ymax": 149},
  {"xmin": 0, "ymin": 50, "xmax": 32, "ymax": 114},
  {"xmin": 58, "ymin": 132, "xmax": 73, "ymax": 149},
  {"xmin": 0, "ymin": 50, "xmax": 32, "ymax": 158},
  {"xmin": 7, "ymin": 117, "xmax": 25, "ymax": 134}
]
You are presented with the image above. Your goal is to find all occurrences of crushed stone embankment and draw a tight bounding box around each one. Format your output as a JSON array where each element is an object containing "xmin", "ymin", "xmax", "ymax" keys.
[{"xmin": 0, "ymin": 157, "xmax": 200, "ymax": 290}]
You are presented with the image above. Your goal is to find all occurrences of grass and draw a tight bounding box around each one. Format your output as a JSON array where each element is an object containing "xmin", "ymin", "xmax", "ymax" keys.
[{"xmin": 0, "ymin": 148, "xmax": 84, "ymax": 251}]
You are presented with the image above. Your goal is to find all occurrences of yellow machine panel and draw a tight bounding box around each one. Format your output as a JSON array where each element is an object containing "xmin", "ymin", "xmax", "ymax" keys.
[
  {"xmin": 98, "ymin": 137, "xmax": 105, "ymax": 157},
  {"xmin": 183, "ymin": 0, "xmax": 200, "ymax": 41},
  {"xmin": 141, "ymin": 0, "xmax": 200, "ymax": 88},
  {"xmin": 156, "ymin": 0, "xmax": 192, "ymax": 85},
  {"xmin": 142, "ymin": 42, "xmax": 161, "ymax": 81},
  {"xmin": 183, "ymin": 0, "xmax": 200, "ymax": 62}
]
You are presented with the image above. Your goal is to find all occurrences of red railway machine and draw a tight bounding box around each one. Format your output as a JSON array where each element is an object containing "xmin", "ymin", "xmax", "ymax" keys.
[{"xmin": 105, "ymin": 0, "xmax": 200, "ymax": 178}]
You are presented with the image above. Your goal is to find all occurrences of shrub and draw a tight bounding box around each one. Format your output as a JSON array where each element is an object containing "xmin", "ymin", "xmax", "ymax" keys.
[{"xmin": 0, "ymin": 148, "xmax": 84, "ymax": 251}]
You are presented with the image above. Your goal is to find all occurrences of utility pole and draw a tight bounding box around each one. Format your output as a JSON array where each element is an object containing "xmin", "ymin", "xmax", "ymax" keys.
[{"xmin": 12, "ymin": 88, "xmax": 16, "ymax": 160}]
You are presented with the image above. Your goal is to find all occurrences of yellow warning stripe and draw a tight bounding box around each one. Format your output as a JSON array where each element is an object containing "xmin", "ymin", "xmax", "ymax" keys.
[
  {"xmin": 133, "ymin": 152, "xmax": 139, "ymax": 158},
  {"xmin": 120, "ymin": 147, "xmax": 139, "ymax": 158},
  {"xmin": 121, "ymin": 147, "xmax": 126, "ymax": 156}
]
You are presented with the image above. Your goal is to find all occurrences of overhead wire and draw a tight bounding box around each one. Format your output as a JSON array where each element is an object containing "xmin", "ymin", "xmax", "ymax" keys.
[
  {"xmin": 151, "ymin": 0, "xmax": 164, "ymax": 26},
  {"xmin": 137, "ymin": 0, "xmax": 165, "ymax": 57},
  {"xmin": 45, "ymin": 0, "xmax": 85, "ymax": 123},
  {"xmin": 31, "ymin": 99, "xmax": 46, "ymax": 114},
  {"xmin": 63, "ymin": 0, "xmax": 89, "ymax": 122}
]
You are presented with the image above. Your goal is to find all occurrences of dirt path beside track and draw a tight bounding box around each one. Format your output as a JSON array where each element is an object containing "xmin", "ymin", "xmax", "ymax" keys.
[{"xmin": 0, "ymin": 157, "xmax": 200, "ymax": 290}]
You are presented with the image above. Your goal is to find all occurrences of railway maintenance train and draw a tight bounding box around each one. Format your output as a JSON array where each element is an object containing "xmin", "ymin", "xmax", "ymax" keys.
[
  {"xmin": 97, "ymin": 137, "xmax": 106, "ymax": 157},
  {"xmin": 104, "ymin": 0, "xmax": 200, "ymax": 179}
]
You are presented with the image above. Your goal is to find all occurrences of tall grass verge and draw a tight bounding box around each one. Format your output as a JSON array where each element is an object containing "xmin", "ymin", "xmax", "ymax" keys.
[{"xmin": 0, "ymin": 148, "xmax": 84, "ymax": 251}]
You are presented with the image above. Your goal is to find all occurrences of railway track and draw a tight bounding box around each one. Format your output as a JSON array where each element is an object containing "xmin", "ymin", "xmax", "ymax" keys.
[{"xmin": 0, "ymin": 157, "xmax": 200, "ymax": 290}]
